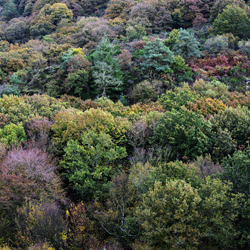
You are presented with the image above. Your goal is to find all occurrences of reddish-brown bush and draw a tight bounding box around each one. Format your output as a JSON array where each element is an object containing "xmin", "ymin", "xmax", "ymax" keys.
[
  {"xmin": 190, "ymin": 52, "xmax": 250, "ymax": 77},
  {"xmin": 0, "ymin": 146, "xmax": 66, "ymax": 214},
  {"xmin": 226, "ymin": 91, "xmax": 250, "ymax": 108}
]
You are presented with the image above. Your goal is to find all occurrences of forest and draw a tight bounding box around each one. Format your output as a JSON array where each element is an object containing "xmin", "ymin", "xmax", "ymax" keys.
[{"xmin": 1, "ymin": 0, "xmax": 250, "ymax": 248}]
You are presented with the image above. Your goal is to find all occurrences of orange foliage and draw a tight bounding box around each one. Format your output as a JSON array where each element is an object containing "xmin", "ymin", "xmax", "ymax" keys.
[{"xmin": 187, "ymin": 97, "xmax": 226, "ymax": 116}]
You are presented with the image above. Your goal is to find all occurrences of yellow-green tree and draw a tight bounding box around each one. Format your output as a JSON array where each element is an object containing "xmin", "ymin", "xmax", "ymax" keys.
[{"xmin": 136, "ymin": 179, "xmax": 202, "ymax": 249}]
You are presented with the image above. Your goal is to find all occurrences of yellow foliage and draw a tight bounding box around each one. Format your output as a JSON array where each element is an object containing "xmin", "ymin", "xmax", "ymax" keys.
[
  {"xmin": 0, "ymin": 246, "xmax": 12, "ymax": 250},
  {"xmin": 110, "ymin": 17, "xmax": 124, "ymax": 26}
]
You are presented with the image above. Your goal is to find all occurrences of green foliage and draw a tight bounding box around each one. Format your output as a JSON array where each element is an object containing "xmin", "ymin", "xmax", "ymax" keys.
[
  {"xmin": 239, "ymin": 198, "xmax": 250, "ymax": 249},
  {"xmin": 170, "ymin": 55, "xmax": 188, "ymax": 74},
  {"xmin": 0, "ymin": 94, "xmax": 65, "ymax": 126},
  {"xmin": 213, "ymin": 5, "xmax": 250, "ymax": 39},
  {"xmin": 130, "ymin": 80, "xmax": 159, "ymax": 103},
  {"xmin": 172, "ymin": 28, "xmax": 201, "ymax": 60},
  {"xmin": 30, "ymin": 19, "xmax": 54, "ymax": 38},
  {"xmin": 141, "ymin": 37, "xmax": 174, "ymax": 80},
  {"xmin": 2, "ymin": 0, "xmax": 250, "ymax": 248},
  {"xmin": 151, "ymin": 161, "xmax": 203, "ymax": 189},
  {"xmin": 92, "ymin": 61, "xmax": 123, "ymax": 97},
  {"xmin": 119, "ymin": 93, "xmax": 128, "ymax": 106},
  {"xmin": 136, "ymin": 179, "xmax": 202, "ymax": 249},
  {"xmin": 4, "ymin": 20, "xmax": 29, "ymax": 43},
  {"xmin": 204, "ymin": 35, "xmax": 229, "ymax": 53},
  {"xmin": 197, "ymin": 178, "xmax": 244, "ymax": 249},
  {"xmin": 159, "ymin": 83, "xmax": 199, "ymax": 110},
  {"xmin": 153, "ymin": 107, "xmax": 212, "ymax": 159},
  {"xmin": 222, "ymin": 148, "xmax": 250, "ymax": 195},
  {"xmin": 91, "ymin": 37, "xmax": 124, "ymax": 98},
  {"xmin": 50, "ymin": 3, "xmax": 73, "ymax": 25},
  {"xmin": 136, "ymin": 176, "xmax": 243, "ymax": 250},
  {"xmin": 210, "ymin": 107, "xmax": 250, "ymax": 147},
  {"xmin": 0, "ymin": 84, "xmax": 20, "ymax": 97},
  {"xmin": 0, "ymin": 123, "xmax": 26, "ymax": 147},
  {"xmin": 164, "ymin": 29, "xmax": 180, "ymax": 49},
  {"xmin": 60, "ymin": 131, "xmax": 127, "ymax": 200},
  {"xmin": 211, "ymin": 128, "xmax": 237, "ymax": 162},
  {"xmin": 9, "ymin": 72, "xmax": 23, "ymax": 85},
  {"xmin": 192, "ymin": 79, "xmax": 230, "ymax": 103},
  {"xmin": 125, "ymin": 25, "xmax": 146, "ymax": 41},
  {"xmin": 92, "ymin": 173, "xmax": 139, "ymax": 243},
  {"xmin": 238, "ymin": 40, "xmax": 250, "ymax": 55},
  {"xmin": 52, "ymin": 108, "xmax": 130, "ymax": 155},
  {"xmin": 2, "ymin": 0, "xmax": 18, "ymax": 21}
]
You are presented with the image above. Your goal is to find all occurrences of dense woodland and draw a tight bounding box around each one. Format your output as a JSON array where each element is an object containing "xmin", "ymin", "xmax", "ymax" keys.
[{"xmin": 2, "ymin": 0, "xmax": 250, "ymax": 249}]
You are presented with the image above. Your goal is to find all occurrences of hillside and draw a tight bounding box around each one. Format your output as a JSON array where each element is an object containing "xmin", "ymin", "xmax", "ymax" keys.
[{"xmin": 1, "ymin": 0, "xmax": 250, "ymax": 249}]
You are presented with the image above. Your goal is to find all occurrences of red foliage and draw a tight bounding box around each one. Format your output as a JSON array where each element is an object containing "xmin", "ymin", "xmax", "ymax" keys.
[
  {"xmin": 0, "ymin": 146, "xmax": 66, "ymax": 215},
  {"xmin": 190, "ymin": 52, "xmax": 250, "ymax": 77}
]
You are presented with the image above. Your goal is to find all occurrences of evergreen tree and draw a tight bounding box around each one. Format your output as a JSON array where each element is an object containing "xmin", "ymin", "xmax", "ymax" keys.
[
  {"xmin": 93, "ymin": 61, "xmax": 123, "ymax": 97},
  {"xmin": 172, "ymin": 28, "xmax": 201, "ymax": 60},
  {"xmin": 141, "ymin": 37, "xmax": 174, "ymax": 80},
  {"xmin": 91, "ymin": 37, "xmax": 123, "ymax": 98},
  {"xmin": 2, "ymin": 0, "xmax": 18, "ymax": 21}
]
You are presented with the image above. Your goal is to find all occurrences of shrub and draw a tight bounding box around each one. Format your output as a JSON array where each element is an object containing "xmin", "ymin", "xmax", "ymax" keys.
[
  {"xmin": 239, "ymin": 40, "xmax": 250, "ymax": 55},
  {"xmin": 0, "ymin": 123, "xmax": 26, "ymax": 147},
  {"xmin": 0, "ymin": 84, "xmax": 20, "ymax": 97},
  {"xmin": 159, "ymin": 83, "xmax": 199, "ymax": 111},
  {"xmin": 204, "ymin": 35, "xmax": 229, "ymax": 53},
  {"xmin": 210, "ymin": 107, "xmax": 250, "ymax": 147},
  {"xmin": 129, "ymin": 80, "xmax": 159, "ymax": 103},
  {"xmin": 192, "ymin": 79, "xmax": 230, "ymax": 103}
]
